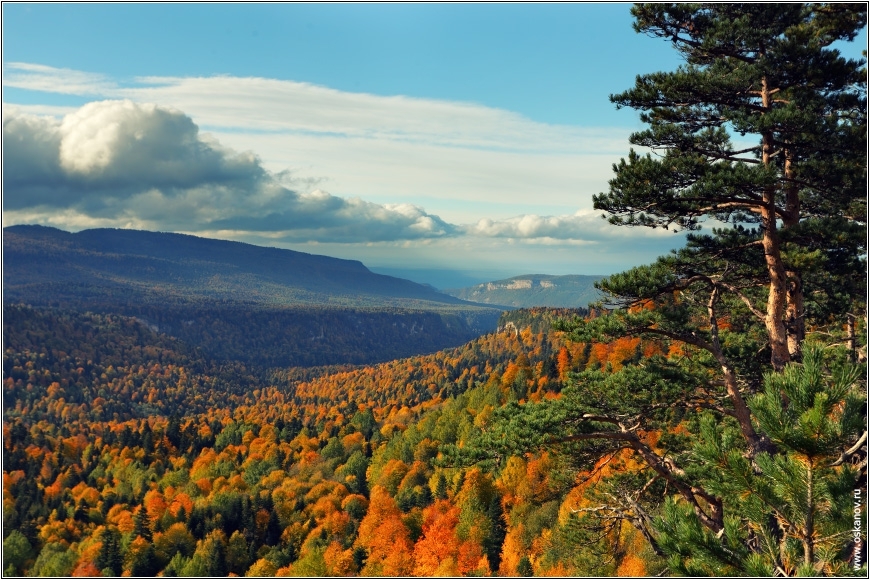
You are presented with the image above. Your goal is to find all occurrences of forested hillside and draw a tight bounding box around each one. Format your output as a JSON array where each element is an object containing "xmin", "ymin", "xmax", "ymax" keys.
[
  {"xmin": 466, "ymin": 4, "xmax": 868, "ymax": 577},
  {"xmin": 4, "ymin": 225, "xmax": 503, "ymax": 367},
  {"xmin": 3, "ymin": 225, "xmax": 471, "ymax": 308},
  {"xmin": 5, "ymin": 305, "xmax": 670, "ymax": 577},
  {"xmin": 3, "ymin": 4, "xmax": 866, "ymax": 578}
]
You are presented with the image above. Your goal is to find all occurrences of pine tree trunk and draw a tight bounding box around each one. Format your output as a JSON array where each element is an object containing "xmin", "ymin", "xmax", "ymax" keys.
[
  {"xmin": 708, "ymin": 288, "xmax": 766, "ymax": 455},
  {"xmin": 761, "ymin": 77, "xmax": 791, "ymax": 371},
  {"xmin": 786, "ymin": 272, "xmax": 805, "ymax": 360},
  {"xmin": 847, "ymin": 314, "xmax": 857, "ymax": 363},
  {"xmin": 761, "ymin": 209, "xmax": 791, "ymax": 372},
  {"xmin": 783, "ymin": 153, "xmax": 805, "ymax": 360}
]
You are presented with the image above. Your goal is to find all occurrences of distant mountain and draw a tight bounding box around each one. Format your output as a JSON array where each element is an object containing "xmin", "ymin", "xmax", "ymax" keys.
[
  {"xmin": 3, "ymin": 225, "xmax": 483, "ymax": 309},
  {"xmin": 3, "ymin": 225, "xmax": 504, "ymax": 367},
  {"xmin": 368, "ymin": 266, "xmax": 518, "ymax": 291},
  {"xmin": 444, "ymin": 274, "xmax": 604, "ymax": 308}
]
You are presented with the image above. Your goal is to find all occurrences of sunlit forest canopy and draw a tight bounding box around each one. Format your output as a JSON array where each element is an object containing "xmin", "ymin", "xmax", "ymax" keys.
[{"xmin": 2, "ymin": 3, "xmax": 866, "ymax": 578}]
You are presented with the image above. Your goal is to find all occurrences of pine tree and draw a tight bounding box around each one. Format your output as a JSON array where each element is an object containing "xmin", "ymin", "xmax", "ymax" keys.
[
  {"xmin": 656, "ymin": 344, "xmax": 866, "ymax": 575},
  {"xmin": 95, "ymin": 526, "xmax": 123, "ymax": 577},
  {"xmin": 596, "ymin": 3, "xmax": 866, "ymax": 369},
  {"xmin": 434, "ymin": 473, "xmax": 449, "ymax": 500},
  {"xmin": 462, "ymin": 3, "xmax": 867, "ymax": 576},
  {"xmin": 73, "ymin": 498, "xmax": 89, "ymax": 523},
  {"xmin": 133, "ymin": 505, "xmax": 153, "ymax": 541},
  {"xmin": 516, "ymin": 555, "xmax": 534, "ymax": 577},
  {"xmin": 126, "ymin": 536, "xmax": 159, "ymax": 577},
  {"xmin": 483, "ymin": 495, "xmax": 506, "ymax": 572}
]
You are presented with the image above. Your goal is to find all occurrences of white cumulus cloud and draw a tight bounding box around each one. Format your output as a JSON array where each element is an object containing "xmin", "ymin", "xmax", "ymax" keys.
[
  {"xmin": 463, "ymin": 210, "xmax": 673, "ymax": 241},
  {"xmin": 3, "ymin": 92, "xmax": 687, "ymax": 271},
  {"xmin": 3, "ymin": 101, "xmax": 455, "ymax": 243},
  {"xmin": 4, "ymin": 63, "xmax": 634, "ymax": 223}
]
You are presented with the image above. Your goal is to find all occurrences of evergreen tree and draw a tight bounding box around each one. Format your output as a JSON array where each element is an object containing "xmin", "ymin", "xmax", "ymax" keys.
[
  {"xmin": 461, "ymin": 3, "xmax": 867, "ymax": 576},
  {"xmin": 126, "ymin": 536, "xmax": 159, "ymax": 577},
  {"xmin": 434, "ymin": 473, "xmax": 449, "ymax": 500},
  {"xmin": 596, "ymin": 3, "xmax": 866, "ymax": 369},
  {"xmin": 656, "ymin": 344, "xmax": 866, "ymax": 575},
  {"xmin": 73, "ymin": 498, "xmax": 89, "ymax": 523},
  {"xmin": 484, "ymin": 495, "xmax": 507, "ymax": 572},
  {"xmin": 133, "ymin": 505, "xmax": 153, "ymax": 541},
  {"xmin": 95, "ymin": 526, "xmax": 123, "ymax": 577},
  {"xmin": 516, "ymin": 555, "xmax": 534, "ymax": 577}
]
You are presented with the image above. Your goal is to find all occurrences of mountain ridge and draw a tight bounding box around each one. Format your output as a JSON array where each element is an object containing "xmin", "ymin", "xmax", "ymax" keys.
[
  {"xmin": 3, "ymin": 225, "xmax": 504, "ymax": 367},
  {"xmin": 3, "ymin": 225, "xmax": 483, "ymax": 309}
]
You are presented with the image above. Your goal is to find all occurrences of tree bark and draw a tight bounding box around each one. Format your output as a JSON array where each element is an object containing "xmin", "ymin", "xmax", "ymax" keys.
[
  {"xmin": 707, "ymin": 288, "xmax": 772, "ymax": 457},
  {"xmin": 847, "ymin": 313, "xmax": 857, "ymax": 363},
  {"xmin": 760, "ymin": 76, "xmax": 792, "ymax": 371},
  {"xmin": 783, "ymin": 151, "xmax": 806, "ymax": 360}
]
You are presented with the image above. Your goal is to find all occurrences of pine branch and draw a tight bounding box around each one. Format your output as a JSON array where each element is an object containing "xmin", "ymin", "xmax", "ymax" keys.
[
  {"xmin": 562, "ymin": 423, "xmax": 725, "ymax": 534},
  {"xmin": 713, "ymin": 280, "xmax": 767, "ymax": 321},
  {"xmin": 706, "ymin": 286, "xmax": 770, "ymax": 457},
  {"xmin": 829, "ymin": 430, "xmax": 868, "ymax": 467}
]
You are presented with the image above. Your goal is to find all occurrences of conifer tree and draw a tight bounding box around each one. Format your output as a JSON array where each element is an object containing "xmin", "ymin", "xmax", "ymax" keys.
[
  {"xmin": 597, "ymin": 3, "xmax": 866, "ymax": 369},
  {"xmin": 133, "ymin": 505, "xmax": 153, "ymax": 541},
  {"xmin": 463, "ymin": 3, "xmax": 867, "ymax": 576},
  {"xmin": 656, "ymin": 344, "xmax": 865, "ymax": 575},
  {"xmin": 96, "ymin": 526, "xmax": 123, "ymax": 577}
]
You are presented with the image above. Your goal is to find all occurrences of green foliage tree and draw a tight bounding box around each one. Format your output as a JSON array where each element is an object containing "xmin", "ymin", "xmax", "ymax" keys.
[
  {"xmin": 161, "ymin": 551, "xmax": 189, "ymax": 577},
  {"xmin": 464, "ymin": 3, "xmax": 867, "ymax": 576},
  {"xmin": 516, "ymin": 555, "xmax": 534, "ymax": 577},
  {"xmin": 351, "ymin": 408, "xmax": 378, "ymax": 439},
  {"xmin": 337, "ymin": 450, "xmax": 370, "ymax": 495},
  {"xmin": 96, "ymin": 526, "xmax": 124, "ymax": 577},
  {"xmin": 28, "ymin": 543, "xmax": 77, "ymax": 577},
  {"xmin": 133, "ymin": 506, "xmax": 153, "ymax": 541},
  {"xmin": 2, "ymin": 530, "xmax": 33, "ymax": 576},
  {"xmin": 127, "ymin": 536, "xmax": 160, "ymax": 577},
  {"xmin": 182, "ymin": 530, "xmax": 228, "ymax": 577},
  {"xmin": 656, "ymin": 344, "xmax": 866, "ymax": 575},
  {"xmin": 596, "ymin": 3, "xmax": 866, "ymax": 369},
  {"xmin": 226, "ymin": 530, "xmax": 252, "ymax": 576}
]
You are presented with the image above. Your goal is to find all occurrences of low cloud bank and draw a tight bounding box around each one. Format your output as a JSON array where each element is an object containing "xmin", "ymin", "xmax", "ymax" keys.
[
  {"xmin": 4, "ymin": 100, "xmax": 674, "ymax": 248},
  {"xmin": 3, "ymin": 101, "xmax": 453, "ymax": 242}
]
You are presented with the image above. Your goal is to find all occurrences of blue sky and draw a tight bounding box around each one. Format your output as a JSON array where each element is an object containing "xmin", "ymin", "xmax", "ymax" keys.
[
  {"xmin": 3, "ymin": 4, "xmax": 866, "ymax": 288},
  {"xmin": 3, "ymin": 3, "xmax": 680, "ymax": 125}
]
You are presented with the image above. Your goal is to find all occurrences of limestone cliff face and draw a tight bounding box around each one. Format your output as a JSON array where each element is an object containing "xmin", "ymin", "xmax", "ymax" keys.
[
  {"xmin": 484, "ymin": 279, "xmax": 542, "ymax": 290},
  {"xmin": 445, "ymin": 275, "xmax": 604, "ymax": 308}
]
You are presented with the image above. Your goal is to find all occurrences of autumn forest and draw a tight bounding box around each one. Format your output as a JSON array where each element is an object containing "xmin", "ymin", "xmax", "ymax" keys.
[
  {"xmin": 4, "ymin": 305, "xmax": 645, "ymax": 576},
  {"xmin": 3, "ymin": 3, "xmax": 868, "ymax": 578}
]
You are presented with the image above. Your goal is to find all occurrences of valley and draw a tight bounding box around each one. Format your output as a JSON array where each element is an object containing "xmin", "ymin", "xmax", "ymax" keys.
[
  {"xmin": 3, "ymin": 226, "xmax": 623, "ymax": 575},
  {"xmin": 4, "ymin": 4, "xmax": 866, "ymax": 576},
  {"xmin": 4, "ymin": 225, "xmax": 504, "ymax": 367}
]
